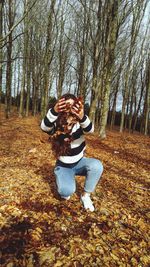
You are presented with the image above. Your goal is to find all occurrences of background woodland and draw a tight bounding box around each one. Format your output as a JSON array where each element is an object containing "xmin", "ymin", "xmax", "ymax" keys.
[
  {"xmin": 0, "ymin": 2, "xmax": 150, "ymax": 266},
  {"xmin": 0, "ymin": 0, "xmax": 150, "ymax": 138}
]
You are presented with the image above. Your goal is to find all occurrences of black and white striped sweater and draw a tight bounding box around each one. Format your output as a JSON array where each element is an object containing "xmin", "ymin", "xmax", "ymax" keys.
[{"xmin": 41, "ymin": 108, "xmax": 94, "ymax": 165}]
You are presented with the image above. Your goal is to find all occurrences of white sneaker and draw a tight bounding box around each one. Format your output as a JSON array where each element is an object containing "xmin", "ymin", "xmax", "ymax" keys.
[
  {"xmin": 81, "ymin": 194, "xmax": 95, "ymax": 212},
  {"xmin": 61, "ymin": 196, "xmax": 70, "ymax": 200}
]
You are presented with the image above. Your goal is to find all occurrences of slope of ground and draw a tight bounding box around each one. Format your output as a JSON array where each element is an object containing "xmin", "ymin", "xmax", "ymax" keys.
[{"xmin": 0, "ymin": 107, "xmax": 150, "ymax": 267}]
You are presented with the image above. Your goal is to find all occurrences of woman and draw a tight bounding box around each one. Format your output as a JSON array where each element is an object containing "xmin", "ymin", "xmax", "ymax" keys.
[{"xmin": 41, "ymin": 93, "xmax": 103, "ymax": 212}]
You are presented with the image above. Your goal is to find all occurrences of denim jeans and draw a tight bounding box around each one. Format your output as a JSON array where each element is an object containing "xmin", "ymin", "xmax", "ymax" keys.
[{"xmin": 54, "ymin": 157, "xmax": 103, "ymax": 198}]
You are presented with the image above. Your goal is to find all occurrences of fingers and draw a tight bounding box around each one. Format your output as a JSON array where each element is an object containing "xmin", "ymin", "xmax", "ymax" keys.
[
  {"xmin": 55, "ymin": 97, "xmax": 83, "ymax": 114},
  {"xmin": 58, "ymin": 98, "xmax": 65, "ymax": 104},
  {"xmin": 57, "ymin": 98, "xmax": 67, "ymax": 112},
  {"xmin": 58, "ymin": 103, "xmax": 66, "ymax": 112},
  {"xmin": 71, "ymin": 105, "xmax": 79, "ymax": 112},
  {"xmin": 71, "ymin": 102, "xmax": 83, "ymax": 113},
  {"xmin": 71, "ymin": 100, "xmax": 84, "ymax": 120}
]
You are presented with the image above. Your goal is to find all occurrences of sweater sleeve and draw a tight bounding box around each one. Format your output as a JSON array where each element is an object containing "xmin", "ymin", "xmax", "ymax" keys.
[
  {"xmin": 41, "ymin": 107, "xmax": 58, "ymax": 135},
  {"xmin": 79, "ymin": 115, "xmax": 94, "ymax": 133}
]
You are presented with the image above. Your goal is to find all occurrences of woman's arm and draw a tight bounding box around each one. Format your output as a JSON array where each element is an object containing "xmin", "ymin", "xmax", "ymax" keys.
[
  {"xmin": 79, "ymin": 115, "xmax": 94, "ymax": 134},
  {"xmin": 71, "ymin": 100, "xmax": 94, "ymax": 134},
  {"xmin": 41, "ymin": 98, "xmax": 67, "ymax": 135},
  {"xmin": 41, "ymin": 107, "xmax": 58, "ymax": 135}
]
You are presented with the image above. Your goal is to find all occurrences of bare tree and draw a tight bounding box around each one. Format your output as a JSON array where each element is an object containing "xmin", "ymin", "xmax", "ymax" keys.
[
  {"xmin": 0, "ymin": 0, "xmax": 4, "ymax": 103},
  {"xmin": 89, "ymin": 0, "xmax": 102, "ymax": 122},
  {"xmin": 5, "ymin": 0, "xmax": 15, "ymax": 118},
  {"xmin": 41, "ymin": 0, "xmax": 56, "ymax": 117},
  {"xmin": 98, "ymin": 0, "xmax": 120, "ymax": 138},
  {"xmin": 120, "ymin": 0, "xmax": 148, "ymax": 132},
  {"xmin": 57, "ymin": 3, "xmax": 71, "ymax": 98},
  {"xmin": 142, "ymin": 56, "xmax": 150, "ymax": 135},
  {"xmin": 19, "ymin": 0, "xmax": 28, "ymax": 117}
]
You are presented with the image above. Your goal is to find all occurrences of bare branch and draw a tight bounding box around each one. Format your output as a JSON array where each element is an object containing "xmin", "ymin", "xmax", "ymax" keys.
[
  {"xmin": 0, "ymin": 32, "xmax": 24, "ymax": 49},
  {"xmin": 0, "ymin": 0, "xmax": 38, "ymax": 43}
]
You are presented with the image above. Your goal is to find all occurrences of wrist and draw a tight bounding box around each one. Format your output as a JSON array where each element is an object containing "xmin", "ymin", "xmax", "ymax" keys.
[
  {"xmin": 51, "ymin": 107, "xmax": 58, "ymax": 116},
  {"xmin": 79, "ymin": 114, "xmax": 86, "ymax": 123}
]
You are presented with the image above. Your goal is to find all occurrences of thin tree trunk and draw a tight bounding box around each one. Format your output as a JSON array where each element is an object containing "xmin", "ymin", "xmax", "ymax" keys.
[
  {"xmin": 133, "ymin": 71, "xmax": 145, "ymax": 131},
  {"xmin": 144, "ymin": 58, "xmax": 150, "ymax": 135},
  {"xmin": 0, "ymin": 0, "xmax": 4, "ymax": 103},
  {"xmin": 120, "ymin": 1, "xmax": 147, "ymax": 132},
  {"xmin": 13, "ymin": 59, "xmax": 17, "ymax": 103},
  {"xmin": 89, "ymin": 0, "xmax": 101, "ymax": 123},
  {"xmin": 19, "ymin": 0, "xmax": 28, "ymax": 117},
  {"xmin": 77, "ymin": 3, "xmax": 89, "ymax": 100},
  {"xmin": 128, "ymin": 88, "xmax": 134, "ymax": 132},
  {"xmin": 5, "ymin": 0, "xmax": 13, "ymax": 118},
  {"xmin": 25, "ymin": 29, "xmax": 31, "ymax": 117},
  {"xmin": 16, "ymin": 58, "xmax": 20, "ymax": 110},
  {"xmin": 31, "ymin": 47, "xmax": 36, "ymax": 116},
  {"xmin": 110, "ymin": 87, "xmax": 118, "ymax": 129}
]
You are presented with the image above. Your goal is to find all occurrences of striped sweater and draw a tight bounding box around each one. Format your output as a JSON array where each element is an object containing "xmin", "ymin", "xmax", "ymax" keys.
[{"xmin": 41, "ymin": 108, "xmax": 94, "ymax": 165}]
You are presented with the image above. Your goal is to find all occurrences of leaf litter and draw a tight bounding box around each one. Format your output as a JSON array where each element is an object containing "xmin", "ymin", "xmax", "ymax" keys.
[{"xmin": 0, "ymin": 111, "xmax": 150, "ymax": 267}]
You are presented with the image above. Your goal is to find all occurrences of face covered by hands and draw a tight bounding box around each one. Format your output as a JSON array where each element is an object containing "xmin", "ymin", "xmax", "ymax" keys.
[
  {"xmin": 54, "ymin": 96, "xmax": 84, "ymax": 133},
  {"xmin": 54, "ymin": 96, "xmax": 84, "ymax": 120},
  {"xmin": 50, "ymin": 96, "xmax": 84, "ymax": 157}
]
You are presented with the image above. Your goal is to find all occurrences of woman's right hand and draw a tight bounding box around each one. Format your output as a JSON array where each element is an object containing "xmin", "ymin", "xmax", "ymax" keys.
[{"xmin": 54, "ymin": 98, "xmax": 67, "ymax": 113}]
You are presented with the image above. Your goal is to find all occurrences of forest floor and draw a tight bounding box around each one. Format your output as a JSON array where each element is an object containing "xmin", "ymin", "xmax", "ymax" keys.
[{"xmin": 0, "ymin": 105, "xmax": 150, "ymax": 267}]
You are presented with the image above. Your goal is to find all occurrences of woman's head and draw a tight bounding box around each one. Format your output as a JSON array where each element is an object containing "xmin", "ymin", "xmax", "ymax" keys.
[
  {"xmin": 55, "ymin": 94, "xmax": 80, "ymax": 133},
  {"xmin": 60, "ymin": 93, "xmax": 77, "ymax": 101},
  {"xmin": 50, "ymin": 93, "xmax": 83, "ymax": 156},
  {"xmin": 60, "ymin": 93, "xmax": 77, "ymax": 111}
]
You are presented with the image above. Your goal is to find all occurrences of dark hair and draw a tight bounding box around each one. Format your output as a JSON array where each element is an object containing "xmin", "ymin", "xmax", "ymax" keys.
[
  {"xmin": 48, "ymin": 93, "xmax": 77, "ymax": 110},
  {"xmin": 60, "ymin": 93, "xmax": 77, "ymax": 101}
]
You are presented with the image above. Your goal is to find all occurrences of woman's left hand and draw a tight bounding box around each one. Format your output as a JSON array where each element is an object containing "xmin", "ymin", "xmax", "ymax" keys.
[{"xmin": 71, "ymin": 100, "xmax": 84, "ymax": 120}]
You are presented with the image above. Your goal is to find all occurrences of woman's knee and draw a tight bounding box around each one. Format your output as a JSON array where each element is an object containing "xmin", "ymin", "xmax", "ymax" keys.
[
  {"xmin": 89, "ymin": 158, "xmax": 103, "ymax": 175},
  {"xmin": 57, "ymin": 185, "xmax": 76, "ymax": 197}
]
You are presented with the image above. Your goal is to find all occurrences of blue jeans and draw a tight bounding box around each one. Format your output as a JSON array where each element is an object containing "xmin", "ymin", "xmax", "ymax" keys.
[{"xmin": 54, "ymin": 157, "xmax": 103, "ymax": 198}]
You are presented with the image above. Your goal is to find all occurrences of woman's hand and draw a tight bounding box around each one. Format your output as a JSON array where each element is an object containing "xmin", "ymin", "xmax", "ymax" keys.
[
  {"xmin": 71, "ymin": 100, "xmax": 84, "ymax": 120},
  {"xmin": 54, "ymin": 98, "xmax": 67, "ymax": 113}
]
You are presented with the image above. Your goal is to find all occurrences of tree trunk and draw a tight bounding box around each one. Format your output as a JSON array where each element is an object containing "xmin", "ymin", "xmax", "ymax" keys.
[
  {"xmin": 110, "ymin": 69, "xmax": 121, "ymax": 128},
  {"xmin": 132, "ymin": 71, "xmax": 145, "ymax": 132},
  {"xmin": 25, "ymin": 29, "xmax": 31, "ymax": 117},
  {"xmin": 25, "ymin": 65, "xmax": 31, "ymax": 116},
  {"xmin": 32, "ymin": 54, "xmax": 36, "ymax": 116},
  {"xmin": 5, "ymin": 0, "xmax": 13, "ymax": 118},
  {"xmin": 99, "ymin": 0, "xmax": 119, "ymax": 138},
  {"xmin": 77, "ymin": 3, "xmax": 89, "ymax": 100},
  {"xmin": 89, "ymin": 0, "xmax": 101, "ymax": 123},
  {"xmin": 128, "ymin": 89, "xmax": 134, "ymax": 132},
  {"xmin": 13, "ymin": 60, "xmax": 17, "ymax": 103},
  {"xmin": 0, "ymin": 0, "xmax": 4, "ymax": 104},
  {"xmin": 110, "ymin": 87, "xmax": 118, "ymax": 129},
  {"xmin": 144, "ymin": 58, "xmax": 150, "ymax": 135},
  {"xmin": 41, "ymin": 0, "xmax": 56, "ymax": 118},
  {"xmin": 19, "ymin": 1, "xmax": 28, "ymax": 117},
  {"xmin": 120, "ymin": 1, "xmax": 147, "ymax": 132},
  {"xmin": 77, "ymin": 51, "xmax": 86, "ymax": 99},
  {"xmin": 16, "ymin": 57, "xmax": 20, "ymax": 110}
]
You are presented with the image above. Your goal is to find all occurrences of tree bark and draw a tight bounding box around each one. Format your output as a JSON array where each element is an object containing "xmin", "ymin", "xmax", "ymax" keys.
[
  {"xmin": 5, "ymin": 0, "xmax": 13, "ymax": 118},
  {"xmin": 120, "ymin": 1, "xmax": 147, "ymax": 132},
  {"xmin": 19, "ymin": 1, "xmax": 28, "ymax": 117},
  {"xmin": 144, "ymin": 58, "xmax": 150, "ymax": 135},
  {"xmin": 41, "ymin": 0, "xmax": 56, "ymax": 118},
  {"xmin": 99, "ymin": 0, "xmax": 119, "ymax": 138},
  {"xmin": 132, "ymin": 79, "xmax": 144, "ymax": 132},
  {"xmin": 0, "ymin": 0, "xmax": 4, "ymax": 103},
  {"xmin": 25, "ymin": 21, "xmax": 31, "ymax": 117},
  {"xmin": 110, "ymin": 86, "xmax": 119, "ymax": 129},
  {"xmin": 89, "ymin": 0, "xmax": 101, "ymax": 123}
]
